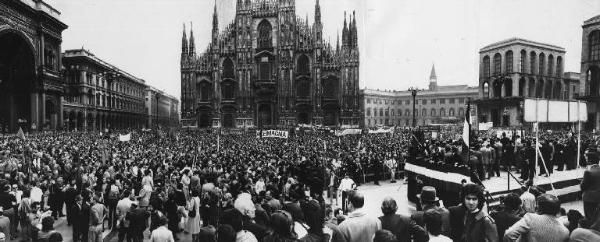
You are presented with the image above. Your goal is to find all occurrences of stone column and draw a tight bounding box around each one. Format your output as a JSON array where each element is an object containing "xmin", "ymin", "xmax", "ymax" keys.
[
  {"xmin": 30, "ymin": 92, "xmax": 39, "ymax": 132},
  {"xmin": 41, "ymin": 93, "xmax": 46, "ymax": 129},
  {"xmin": 83, "ymin": 111, "xmax": 88, "ymax": 131},
  {"xmin": 58, "ymin": 96, "xmax": 64, "ymax": 130}
]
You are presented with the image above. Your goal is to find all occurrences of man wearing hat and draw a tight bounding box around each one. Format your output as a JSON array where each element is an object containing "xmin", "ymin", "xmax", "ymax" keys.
[{"xmin": 411, "ymin": 186, "xmax": 450, "ymax": 237}]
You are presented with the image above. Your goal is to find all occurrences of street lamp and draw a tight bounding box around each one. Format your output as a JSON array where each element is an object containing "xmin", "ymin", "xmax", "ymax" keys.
[{"xmin": 408, "ymin": 87, "xmax": 421, "ymax": 127}]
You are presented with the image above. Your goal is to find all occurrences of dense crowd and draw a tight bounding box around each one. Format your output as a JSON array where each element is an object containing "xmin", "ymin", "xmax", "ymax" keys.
[{"xmin": 0, "ymin": 128, "xmax": 597, "ymax": 242}]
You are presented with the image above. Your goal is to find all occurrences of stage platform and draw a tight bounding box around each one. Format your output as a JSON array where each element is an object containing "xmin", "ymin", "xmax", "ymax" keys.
[
  {"xmin": 405, "ymin": 163, "xmax": 586, "ymax": 208},
  {"xmin": 485, "ymin": 168, "xmax": 585, "ymax": 208}
]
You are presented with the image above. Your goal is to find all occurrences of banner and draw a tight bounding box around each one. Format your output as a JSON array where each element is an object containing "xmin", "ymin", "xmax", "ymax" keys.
[
  {"xmin": 335, "ymin": 129, "xmax": 362, "ymax": 136},
  {"xmin": 257, "ymin": 130, "xmax": 289, "ymax": 139},
  {"xmin": 368, "ymin": 128, "xmax": 393, "ymax": 134},
  {"xmin": 478, "ymin": 122, "xmax": 493, "ymax": 131},
  {"xmin": 119, "ymin": 133, "xmax": 131, "ymax": 142}
]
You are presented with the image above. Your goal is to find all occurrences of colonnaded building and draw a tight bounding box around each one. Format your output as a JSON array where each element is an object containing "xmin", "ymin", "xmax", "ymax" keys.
[
  {"xmin": 361, "ymin": 65, "xmax": 478, "ymax": 128},
  {"xmin": 180, "ymin": 0, "xmax": 361, "ymax": 128},
  {"xmin": 475, "ymin": 38, "xmax": 580, "ymax": 128},
  {"xmin": 580, "ymin": 15, "xmax": 600, "ymax": 130},
  {"xmin": 0, "ymin": 1, "xmax": 179, "ymax": 132}
]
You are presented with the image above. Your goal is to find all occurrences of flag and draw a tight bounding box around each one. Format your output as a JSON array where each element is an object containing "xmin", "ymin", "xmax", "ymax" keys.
[
  {"xmin": 17, "ymin": 127, "xmax": 25, "ymax": 140},
  {"xmin": 462, "ymin": 100, "xmax": 471, "ymax": 147}
]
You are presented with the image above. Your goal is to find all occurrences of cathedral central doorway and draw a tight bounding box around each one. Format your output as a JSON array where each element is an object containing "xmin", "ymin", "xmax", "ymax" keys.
[
  {"xmin": 222, "ymin": 113, "xmax": 235, "ymax": 128},
  {"xmin": 296, "ymin": 105, "xmax": 311, "ymax": 124},
  {"xmin": 0, "ymin": 31, "xmax": 35, "ymax": 133},
  {"xmin": 323, "ymin": 104, "xmax": 339, "ymax": 127},
  {"xmin": 198, "ymin": 110, "xmax": 212, "ymax": 128},
  {"xmin": 257, "ymin": 104, "xmax": 272, "ymax": 127}
]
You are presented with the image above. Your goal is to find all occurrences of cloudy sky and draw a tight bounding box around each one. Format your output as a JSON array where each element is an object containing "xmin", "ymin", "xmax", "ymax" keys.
[{"xmin": 48, "ymin": 0, "xmax": 600, "ymax": 98}]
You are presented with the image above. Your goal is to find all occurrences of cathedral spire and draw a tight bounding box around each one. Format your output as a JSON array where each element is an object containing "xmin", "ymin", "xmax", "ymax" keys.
[
  {"xmin": 212, "ymin": 0, "xmax": 219, "ymax": 42},
  {"xmin": 342, "ymin": 11, "xmax": 348, "ymax": 48},
  {"xmin": 182, "ymin": 23, "xmax": 188, "ymax": 56},
  {"xmin": 336, "ymin": 31, "xmax": 340, "ymax": 53},
  {"xmin": 189, "ymin": 22, "xmax": 196, "ymax": 57},
  {"xmin": 352, "ymin": 10, "xmax": 358, "ymax": 48},
  {"xmin": 315, "ymin": 0, "xmax": 321, "ymax": 24}
]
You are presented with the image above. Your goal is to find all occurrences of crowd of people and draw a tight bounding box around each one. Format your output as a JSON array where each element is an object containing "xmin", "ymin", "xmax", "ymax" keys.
[{"xmin": 0, "ymin": 127, "xmax": 596, "ymax": 242}]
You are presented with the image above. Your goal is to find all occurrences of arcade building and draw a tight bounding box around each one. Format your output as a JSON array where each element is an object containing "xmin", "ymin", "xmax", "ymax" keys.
[{"xmin": 0, "ymin": 0, "xmax": 67, "ymax": 132}]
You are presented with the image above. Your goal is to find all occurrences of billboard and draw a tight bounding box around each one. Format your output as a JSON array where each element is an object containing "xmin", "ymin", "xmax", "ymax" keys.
[{"xmin": 524, "ymin": 99, "xmax": 587, "ymax": 123}]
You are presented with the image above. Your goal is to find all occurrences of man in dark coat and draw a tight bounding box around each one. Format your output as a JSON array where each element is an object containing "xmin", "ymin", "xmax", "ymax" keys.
[
  {"xmin": 379, "ymin": 197, "xmax": 428, "ymax": 242},
  {"xmin": 72, "ymin": 195, "xmax": 90, "ymax": 242},
  {"xmin": 64, "ymin": 179, "xmax": 78, "ymax": 226},
  {"xmin": 49, "ymin": 177, "xmax": 65, "ymax": 219},
  {"xmin": 126, "ymin": 201, "xmax": 149, "ymax": 242},
  {"xmin": 581, "ymin": 164, "xmax": 600, "ymax": 219},
  {"xmin": 489, "ymin": 193, "xmax": 522, "ymax": 240},
  {"xmin": 411, "ymin": 186, "xmax": 450, "ymax": 237}
]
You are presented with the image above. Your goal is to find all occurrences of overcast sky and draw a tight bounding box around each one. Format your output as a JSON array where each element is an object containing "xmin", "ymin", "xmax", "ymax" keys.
[{"xmin": 48, "ymin": 0, "xmax": 600, "ymax": 98}]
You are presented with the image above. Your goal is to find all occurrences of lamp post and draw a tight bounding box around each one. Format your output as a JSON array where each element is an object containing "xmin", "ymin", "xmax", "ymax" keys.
[
  {"xmin": 408, "ymin": 87, "xmax": 420, "ymax": 127},
  {"xmin": 155, "ymin": 93, "xmax": 160, "ymax": 128}
]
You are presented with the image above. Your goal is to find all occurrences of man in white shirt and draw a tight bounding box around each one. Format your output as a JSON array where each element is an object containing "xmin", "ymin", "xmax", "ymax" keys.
[
  {"xmin": 116, "ymin": 190, "xmax": 134, "ymax": 241},
  {"xmin": 338, "ymin": 174, "xmax": 356, "ymax": 214},
  {"xmin": 29, "ymin": 182, "xmax": 43, "ymax": 203},
  {"xmin": 338, "ymin": 191, "xmax": 381, "ymax": 242},
  {"xmin": 150, "ymin": 216, "xmax": 174, "ymax": 242}
]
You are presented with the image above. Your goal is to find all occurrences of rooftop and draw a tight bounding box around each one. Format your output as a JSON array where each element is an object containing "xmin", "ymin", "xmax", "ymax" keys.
[
  {"xmin": 362, "ymin": 85, "xmax": 478, "ymax": 97},
  {"xmin": 584, "ymin": 14, "xmax": 600, "ymax": 26},
  {"xmin": 480, "ymin": 37, "xmax": 565, "ymax": 53},
  {"xmin": 63, "ymin": 49, "xmax": 145, "ymax": 84},
  {"xmin": 20, "ymin": 0, "xmax": 61, "ymax": 20}
]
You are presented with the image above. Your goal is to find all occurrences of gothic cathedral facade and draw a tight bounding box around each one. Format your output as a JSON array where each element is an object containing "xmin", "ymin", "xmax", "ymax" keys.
[{"xmin": 180, "ymin": 0, "xmax": 360, "ymax": 128}]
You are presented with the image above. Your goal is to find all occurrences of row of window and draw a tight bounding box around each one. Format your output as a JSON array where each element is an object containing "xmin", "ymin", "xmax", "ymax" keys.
[
  {"xmin": 367, "ymin": 118, "xmax": 435, "ymax": 127},
  {"xmin": 366, "ymin": 107, "xmax": 465, "ymax": 117},
  {"xmin": 366, "ymin": 97, "xmax": 466, "ymax": 105},
  {"xmin": 65, "ymin": 70, "xmax": 144, "ymax": 98},
  {"xmin": 483, "ymin": 50, "xmax": 563, "ymax": 77}
]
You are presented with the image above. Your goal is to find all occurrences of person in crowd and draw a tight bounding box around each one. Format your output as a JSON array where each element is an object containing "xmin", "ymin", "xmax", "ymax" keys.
[
  {"xmin": 489, "ymin": 193, "xmax": 522, "ymax": 240},
  {"xmin": 262, "ymin": 210, "xmax": 298, "ymax": 242},
  {"xmin": 504, "ymin": 194, "xmax": 569, "ymax": 242},
  {"xmin": 116, "ymin": 190, "xmax": 134, "ymax": 242},
  {"xmin": 338, "ymin": 191, "xmax": 381, "ymax": 242},
  {"xmin": 126, "ymin": 200, "xmax": 150, "ymax": 242},
  {"xmin": 89, "ymin": 192, "xmax": 108, "ymax": 242},
  {"xmin": 151, "ymin": 216, "xmax": 175, "ymax": 242},
  {"xmin": 581, "ymin": 164, "xmax": 600, "ymax": 220},
  {"xmin": 0, "ymin": 185, "xmax": 16, "ymax": 239},
  {"xmin": 234, "ymin": 193, "xmax": 267, "ymax": 241},
  {"xmin": 379, "ymin": 197, "xmax": 428, "ymax": 242},
  {"xmin": 448, "ymin": 183, "xmax": 498, "ymax": 242},
  {"xmin": 72, "ymin": 195, "xmax": 90, "ymax": 242},
  {"xmin": 520, "ymin": 185, "xmax": 538, "ymax": 214},
  {"xmin": 566, "ymin": 209, "xmax": 584, "ymax": 233},
  {"xmin": 299, "ymin": 200, "xmax": 332, "ymax": 242},
  {"xmin": 186, "ymin": 190, "xmax": 201, "ymax": 242},
  {"xmin": 411, "ymin": 186, "xmax": 450, "ymax": 237},
  {"xmin": 337, "ymin": 174, "xmax": 355, "ymax": 214},
  {"xmin": 570, "ymin": 204, "xmax": 600, "ymax": 241},
  {"xmin": 0, "ymin": 207, "xmax": 9, "ymax": 241},
  {"xmin": 423, "ymin": 209, "xmax": 452, "ymax": 242},
  {"xmin": 373, "ymin": 230, "xmax": 398, "ymax": 242},
  {"xmin": 34, "ymin": 216, "xmax": 58, "ymax": 241}
]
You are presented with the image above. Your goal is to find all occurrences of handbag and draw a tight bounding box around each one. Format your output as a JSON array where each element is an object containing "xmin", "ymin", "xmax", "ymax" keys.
[{"xmin": 188, "ymin": 199, "xmax": 196, "ymax": 218}]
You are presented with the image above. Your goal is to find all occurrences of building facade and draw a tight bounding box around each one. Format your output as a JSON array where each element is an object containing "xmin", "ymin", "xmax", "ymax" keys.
[
  {"xmin": 361, "ymin": 65, "xmax": 478, "ymax": 128},
  {"xmin": 146, "ymin": 87, "xmax": 179, "ymax": 128},
  {"xmin": 62, "ymin": 49, "xmax": 148, "ymax": 130},
  {"xmin": 475, "ymin": 38, "xmax": 578, "ymax": 127},
  {"xmin": 579, "ymin": 15, "xmax": 600, "ymax": 130},
  {"xmin": 180, "ymin": 0, "xmax": 360, "ymax": 128},
  {"xmin": 0, "ymin": 0, "xmax": 67, "ymax": 132}
]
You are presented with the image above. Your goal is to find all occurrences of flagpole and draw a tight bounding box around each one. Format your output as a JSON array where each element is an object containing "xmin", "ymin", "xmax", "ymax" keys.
[{"xmin": 577, "ymin": 100, "xmax": 581, "ymax": 169}]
